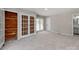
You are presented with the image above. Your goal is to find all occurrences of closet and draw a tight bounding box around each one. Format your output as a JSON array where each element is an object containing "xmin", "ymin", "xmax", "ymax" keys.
[
  {"xmin": 5, "ymin": 11, "xmax": 17, "ymax": 41},
  {"xmin": 21, "ymin": 15, "xmax": 35, "ymax": 36},
  {"xmin": 22, "ymin": 15, "xmax": 28, "ymax": 35},
  {"xmin": 5, "ymin": 11, "xmax": 35, "ymax": 40},
  {"xmin": 30, "ymin": 16, "xmax": 34, "ymax": 33}
]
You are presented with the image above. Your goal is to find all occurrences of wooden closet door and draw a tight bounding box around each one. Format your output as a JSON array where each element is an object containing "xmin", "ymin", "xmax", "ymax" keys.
[
  {"xmin": 30, "ymin": 16, "xmax": 34, "ymax": 33},
  {"xmin": 5, "ymin": 11, "xmax": 17, "ymax": 41}
]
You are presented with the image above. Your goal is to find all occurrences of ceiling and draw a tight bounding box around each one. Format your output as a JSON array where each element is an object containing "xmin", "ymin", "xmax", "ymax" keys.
[{"xmin": 23, "ymin": 8, "xmax": 78, "ymax": 16}]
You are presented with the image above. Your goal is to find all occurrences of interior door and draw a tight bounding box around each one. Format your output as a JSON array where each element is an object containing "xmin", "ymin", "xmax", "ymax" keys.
[{"xmin": 5, "ymin": 11, "xmax": 17, "ymax": 41}]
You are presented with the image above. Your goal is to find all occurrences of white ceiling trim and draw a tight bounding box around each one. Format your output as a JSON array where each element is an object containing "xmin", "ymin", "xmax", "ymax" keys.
[{"xmin": 22, "ymin": 8, "xmax": 79, "ymax": 16}]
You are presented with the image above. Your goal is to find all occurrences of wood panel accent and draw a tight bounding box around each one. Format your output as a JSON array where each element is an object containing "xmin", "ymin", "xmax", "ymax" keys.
[
  {"xmin": 30, "ymin": 16, "xmax": 34, "ymax": 33},
  {"xmin": 22, "ymin": 15, "xmax": 28, "ymax": 35},
  {"xmin": 5, "ymin": 11, "xmax": 17, "ymax": 41}
]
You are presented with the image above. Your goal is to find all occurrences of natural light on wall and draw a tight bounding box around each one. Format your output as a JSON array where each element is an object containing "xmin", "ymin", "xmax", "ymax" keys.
[
  {"xmin": 76, "ymin": 16, "xmax": 79, "ymax": 24},
  {"xmin": 78, "ymin": 19, "xmax": 79, "ymax": 24},
  {"xmin": 36, "ymin": 16, "xmax": 44, "ymax": 31},
  {"xmin": 36, "ymin": 18, "xmax": 40, "ymax": 31}
]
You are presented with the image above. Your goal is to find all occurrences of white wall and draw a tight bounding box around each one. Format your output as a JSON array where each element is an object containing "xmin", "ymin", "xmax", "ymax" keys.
[
  {"xmin": 45, "ymin": 17, "xmax": 51, "ymax": 31},
  {"xmin": 0, "ymin": 9, "xmax": 5, "ymax": 48},
  {"xmin": 51, "ymin": 13, "xmax": 73, "ymax": 35},
  {"xmin": 47, "ymin": 9, "xmax": 79, "ymax": 36}
]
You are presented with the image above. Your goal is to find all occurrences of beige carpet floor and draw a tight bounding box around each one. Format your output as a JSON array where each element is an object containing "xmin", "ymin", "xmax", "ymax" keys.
[{"xmin": 2, "ymin": 31, "xmax": 79, "ymax": 50}]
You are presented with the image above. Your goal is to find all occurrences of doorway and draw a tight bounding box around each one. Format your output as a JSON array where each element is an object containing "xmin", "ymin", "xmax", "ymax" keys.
[
  {"xmin": 36, "ymin": 17, "xmax": 44, "ymax": 32},
  {"xmin": 5, "ymin": 11, "xmax": 17, "ymax": 41},
  {"xmin": 73, "ymin": 15, "xmax": 79, "ymax": 35}
]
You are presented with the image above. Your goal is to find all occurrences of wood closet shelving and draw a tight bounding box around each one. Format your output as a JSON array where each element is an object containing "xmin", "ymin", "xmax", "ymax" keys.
[
  {"xmin": 30, "ymin": 16, "xmax": 34, "ymax": 33},
  {"xmin": 22, "ymin": 15, "xmax": 35, "ymax": 36},
  {"xmin": 22, "ymin": 15, "xmax": 28, "ymax": 35}
]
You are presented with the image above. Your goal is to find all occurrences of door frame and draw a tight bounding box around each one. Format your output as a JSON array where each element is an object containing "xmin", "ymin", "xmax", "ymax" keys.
[{"xmin": 5, "ymin": 11, "xmax": 18, "ymax": 41}]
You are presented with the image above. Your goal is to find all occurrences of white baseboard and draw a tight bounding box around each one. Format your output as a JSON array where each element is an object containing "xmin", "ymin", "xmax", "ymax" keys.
[
  {"xmin": 51, "ymin": 31, "xmax": 73, "ymax": 36},
  {"xmin": 60, "ymin": 33, "xmax": 73, "ymax": 36},
  {"xmin": 0, "ymin": 41, "xmax": 4, "ymax": 48}
]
